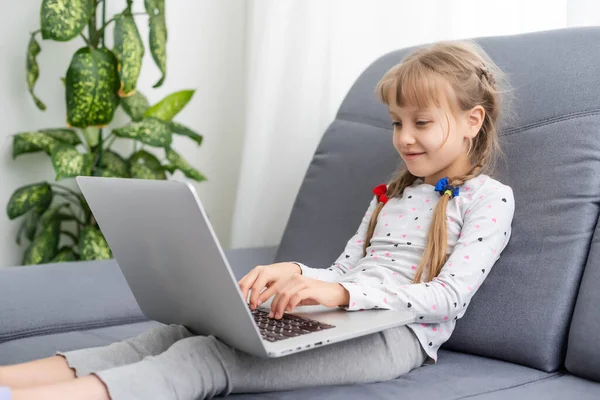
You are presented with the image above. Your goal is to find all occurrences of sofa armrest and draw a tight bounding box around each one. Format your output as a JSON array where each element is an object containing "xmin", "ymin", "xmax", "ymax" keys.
[
  {"xmin": 0, "ymin": 259, "xmax": 147, "ymax": 344},
  {"xmin": 0, "ymin": 246, "xmax": 278, "ymax": 344}
]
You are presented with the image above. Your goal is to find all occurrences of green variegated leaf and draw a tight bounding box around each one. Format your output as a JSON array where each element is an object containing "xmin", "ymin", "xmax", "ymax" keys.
[
  {"xmin": 12, "ymin": 129, "xmax": 81, "ymax": 159},
  {"xmin": 12, "ymin": 132, "xmax": 60, "ymax": 158},
  {"xmin": 144, "ymin": 0, "xmax": 167, "ymax": 87},
  {"xmin": 169, "ymin": 121, "xmax": 203, "ymax": 146},
  {"xmin": 113, "ymin": 117, "xmax": 172, "ymax": 147},
  {"xmin": 100, "ymin": 150, "xmax": 130, "ymax": 178},
  {"xmin": 163, "ymin": 164, "xmax": 177, "ymax": 174},
  {"xmin": 66, "ymin": 47, "xmax": 120, "ymax": 128},
  {"xmin": 26, "ymin": 35, "xmax": 46, "ymax": 110},
  {"xmin": 39, "ymin": 128, "xmax": 81, "ymax": 146},
  {"xmin": 23, "ymin": 210, "xmax": 41, "ymax": 242},
  {"xmin": 7, "ymin": 182, "xmax": 53, "ymax": 220},
  {"xmin": 51, "ymin": 246, "xmax": 77, "ymax": 262},
  {"xmin": 144, "ymin": 90, "xmax": 194, "ymax": 121},
  {"xmin": 114, "ymin": 13, "xmax": 144, "ymax": 96},
  {"xmin": 79, "ymin": 225, "xmax": 112, "ymax": 260},
  {"xmin": 51, "ymin": 144, "xmax": 93, "ymax": 180},
  {"xmin": 166, "ymin": 148, "xmax": 207, "ymax": 182},
  {"xmin": 40, "ymin": 0, "xmax": 94, "ymax": 41},
  {"xmin": 22, "ymin": 219, "xmax": 60, "ymax": 265},
  {"xmin": 16, "ymin": 209, "xmax": 43, "ymax": 245},
  {"xmin": 121, "ymin": 91, "xmax": 149, "ymax": 121},
  {"xmin": 82, "ymin": 126, "xmax": 99, "ymax": 147},
  {"xmin": 129, "ymin": 150, "xmax": 166, "ymax": 180},
  {"xmin": 39, "ymin": 203, "xmax": 69, "ymax": 227}
]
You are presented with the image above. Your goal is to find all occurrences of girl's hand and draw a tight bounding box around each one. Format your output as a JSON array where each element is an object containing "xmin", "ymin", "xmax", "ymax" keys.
[
  {"xmin": 237, "ymin": 262, "xmax": 302, "ymax": 310},
  {"xmin": 265, "ymin": 275, "xmax": 349, "ymax": 319}
]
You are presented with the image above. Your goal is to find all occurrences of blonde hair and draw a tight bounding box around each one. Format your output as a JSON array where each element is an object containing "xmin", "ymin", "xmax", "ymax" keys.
[{"xmin": 365, "ymin": 39, "xmax": 514, "ymax": 284}]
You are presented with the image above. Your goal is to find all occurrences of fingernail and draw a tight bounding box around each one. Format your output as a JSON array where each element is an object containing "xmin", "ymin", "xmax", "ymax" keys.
[
  {"xmin": 257, "ymin": 300, "xmax": 262, "ymax": 306},
  {"xmin": 268, "ymin": 312, "xmax": 273, "ymax": 318}
]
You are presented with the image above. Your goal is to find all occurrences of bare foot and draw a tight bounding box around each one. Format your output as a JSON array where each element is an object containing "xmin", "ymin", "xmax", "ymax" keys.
[
  {"xmin": 0, "ymin": 356, "xmax": 76, "ymax": 389},
  {"xmin": 12, "ymin": 375, "xmax": 110, "ymax": 400}
]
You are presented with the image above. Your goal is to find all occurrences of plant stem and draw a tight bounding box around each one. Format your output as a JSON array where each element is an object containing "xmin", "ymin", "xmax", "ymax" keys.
[
  {"xmin": 64, "ymin": 204, "xmax": 86, "ymax": 226},
  {"xmin": 95, "ymin": 128, "xmax": 104, "ymax": 176},
  {"xmin": 65, "ymin": 205, "xmax": 82, "ymax": 240},
  {"xmin": 54, "ymin": 192, "xmax": 81, "ymax": 208},
  {"xmin": 101, "ymin": 0, "xmax": 107, "ymax": 46},
  {"xmin": 88, "ymin": 0, "xmax": 99, "ymax": 48},
  {"xmin": 98, "ymin": 17, "xmax": 115, "ymax": 36},
  {"xmin": 104, "ymin": 135, "xmax": 117, "ymax": 150},
  {"xmin": 80, "ymin": 33, "xmax": 91, "ymax": 47},
  {"xmin": 61, "ymin": 230, "xmax": 78, "ymax": 243},
  {"xmin": 50, "ymin": 183, "xmax": 84, "ymax": 200}
]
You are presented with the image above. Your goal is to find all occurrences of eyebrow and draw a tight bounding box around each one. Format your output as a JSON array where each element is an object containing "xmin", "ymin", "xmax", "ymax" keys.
[{"xmin": 388, "ymin": 109, "xmax": 433, "ymax": 118}]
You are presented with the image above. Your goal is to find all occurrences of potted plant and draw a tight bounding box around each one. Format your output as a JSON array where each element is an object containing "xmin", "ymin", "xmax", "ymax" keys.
[{"xmin": 6, "ymin": 0, "xmax": 206, "ymax": 265}]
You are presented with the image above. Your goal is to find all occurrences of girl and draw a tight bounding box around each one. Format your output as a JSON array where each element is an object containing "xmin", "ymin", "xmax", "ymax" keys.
[{"xmin": 0, "ymin": 39, "xmax": 515, "ymax": 400}]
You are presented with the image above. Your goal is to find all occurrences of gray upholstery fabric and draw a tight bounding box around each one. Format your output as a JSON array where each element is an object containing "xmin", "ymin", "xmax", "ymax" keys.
[
  {"xmin": 0, "ymin": 260, "xmax": 148, "ymax": 344},
  {"xmin": 0, "ymin": 321, "xmax": 163, "ymax": 365},
  {"xmin": 565, "ymin": 213, "xmax": 600, "ymax": 381},
  {"xmin": 0, "ymin": 246, "xmax": 277, "ymax": 346},
  {"xmin": 274, "ymin": 26, "xmax": 600, "ymax": 372},
  {"xmin": 0, "ymin": 324, "xmax": 564, "ymax": 400},
  {"xmin": 468, "ymin": 374, "xmax": 600, "ymax": 400},
  {"xmin": 228, "ymin": 350, "xmax": 560, "ymax": 399}
]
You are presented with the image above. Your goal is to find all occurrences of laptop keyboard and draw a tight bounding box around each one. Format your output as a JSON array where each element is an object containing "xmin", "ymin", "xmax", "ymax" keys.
[{"xmin": 250, "ymin": 307, "xmax": 336, "ymax": 342}]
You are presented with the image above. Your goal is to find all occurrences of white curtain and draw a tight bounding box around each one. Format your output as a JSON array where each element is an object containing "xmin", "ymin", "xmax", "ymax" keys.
[{"xmin": 230, "ymin": 0, "xmax": 600, "ymax": 250}]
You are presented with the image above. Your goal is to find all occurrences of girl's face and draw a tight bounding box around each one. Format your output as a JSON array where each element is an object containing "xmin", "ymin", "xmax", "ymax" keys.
[{"xmin": 386, "ymin": 86, "xmax": 484, "ymax": 186}]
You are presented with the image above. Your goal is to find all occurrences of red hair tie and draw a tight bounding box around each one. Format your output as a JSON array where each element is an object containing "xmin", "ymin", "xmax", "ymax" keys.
[{"xmin": 373, "ymin": 184, "xmax": 388, "ymax": 204}]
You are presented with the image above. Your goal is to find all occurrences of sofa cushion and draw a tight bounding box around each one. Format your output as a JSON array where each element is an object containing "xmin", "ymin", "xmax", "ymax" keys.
[
  {"xmin": 228, "ymin": 349, "xmax": 560, "ymax": 399},
  {"xmin": 468, "ymin": 374, "xmax": 600, "ymax": 400},
  {"xmin": 0, "ymin": 327, "xmax": 561, "ymax": 400},
  {"xmin": 565, "ymin": 214, "xmax": 600, "ymax": 382},
  {"xmin": 274, "ymin": 26, "xmax": 600, "ymax": 372},
  {"xmin": 0, "ymin": 321, "xmax": 163, "ymax": 365}
]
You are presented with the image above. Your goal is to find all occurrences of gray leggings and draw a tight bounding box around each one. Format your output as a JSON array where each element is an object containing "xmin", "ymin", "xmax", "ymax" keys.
[{"xmin": 56, "ymin": 323, "xmax": 428, "ymax": 400}]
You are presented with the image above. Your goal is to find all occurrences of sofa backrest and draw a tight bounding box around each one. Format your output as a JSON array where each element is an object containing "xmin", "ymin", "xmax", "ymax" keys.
[
  {"xmin": 274, "ymin": 26, "xmax": 600, "ymax": 373},
  {"xmin": 565, "ymin": 214, "xmax": 600, "ymax": 382}
]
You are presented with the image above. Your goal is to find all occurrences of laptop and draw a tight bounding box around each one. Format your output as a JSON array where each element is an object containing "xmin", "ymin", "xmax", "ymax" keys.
[{"xmin": 75, "ymin": 176, "xmax": 415, "ymax": 358}]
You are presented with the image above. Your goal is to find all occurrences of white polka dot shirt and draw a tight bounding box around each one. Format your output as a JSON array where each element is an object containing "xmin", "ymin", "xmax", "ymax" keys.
[{"xmin": 292, "ymin": 174, "xmax": 515, "ymax": 365}]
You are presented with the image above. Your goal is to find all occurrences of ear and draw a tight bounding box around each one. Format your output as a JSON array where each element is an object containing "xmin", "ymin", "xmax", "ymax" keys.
[{"xmin": 466, "ymin": 105, "xmax": 485, "ymax": 137}]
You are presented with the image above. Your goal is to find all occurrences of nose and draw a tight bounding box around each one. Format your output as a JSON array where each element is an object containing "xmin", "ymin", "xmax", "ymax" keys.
[{"xmin": 394, "ymin": 126, "xmax": 418, "ymax": 147}]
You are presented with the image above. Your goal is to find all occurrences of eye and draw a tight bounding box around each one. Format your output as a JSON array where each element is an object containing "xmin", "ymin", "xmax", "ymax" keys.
[
  {"xmin": 392, "ymin": 121, "xmax": 401, "ymax": 127},
  {"xmin": 416, "ymin": 121, "xmax": 429, "ymax": 126}
]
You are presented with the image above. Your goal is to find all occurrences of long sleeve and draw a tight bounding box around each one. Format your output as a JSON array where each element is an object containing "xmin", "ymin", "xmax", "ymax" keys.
[
  {"xmin": 337, "ymin": 185, "xmax": 515, "ymax": 324},
  {"xmin": 290, "ymin": 195, "xmax": 380, "ymax": 283}
]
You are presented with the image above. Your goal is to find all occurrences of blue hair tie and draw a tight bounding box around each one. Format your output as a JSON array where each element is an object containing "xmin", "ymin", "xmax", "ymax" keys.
[{"xmin": 434, "ymin": 177, "xmax": 459, "ymax": 199}]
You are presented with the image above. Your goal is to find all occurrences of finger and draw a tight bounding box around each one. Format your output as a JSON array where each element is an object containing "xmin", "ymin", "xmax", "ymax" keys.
[
  {"xmin": 249, "ymin": 273, "xmax": 273, "ymax": 309},
  {"xmin": 269, "ymin": 278, "xmax": 295, "ymax": 317},
  {"xmin": 274, "ymin": 279, "xmax": 307, "ymax": 319},
  {"xmin": 255, "ymin": 280, "xmax": 280, "ymax": 308},
  {"xmin": 287, "ymin": 287, "xmax": 315, "ymax": 311},
  {"xmin": 266, "ymin": 276, "xmax": 295, "ymax": 316},
  {"xmin": 238, "ymin": 268, "xmax": 259, "ymax": 303}
]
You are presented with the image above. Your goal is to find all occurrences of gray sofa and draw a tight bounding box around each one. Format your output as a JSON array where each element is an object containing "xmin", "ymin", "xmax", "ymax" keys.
[{"xmin": 2, "ymin": 26, "xmax": 600, "ymax": 399}]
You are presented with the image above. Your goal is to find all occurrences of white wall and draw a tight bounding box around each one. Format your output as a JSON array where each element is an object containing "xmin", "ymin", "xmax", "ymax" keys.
[{"xmin": 0, "ymin": 0, "xmax": 247, "ymax": 266}]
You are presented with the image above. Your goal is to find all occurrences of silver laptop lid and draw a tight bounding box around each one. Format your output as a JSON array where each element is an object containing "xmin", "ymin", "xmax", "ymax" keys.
[{"xmin": 75, "ymin": 176, "xmax": 267, "ymax": 357}]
